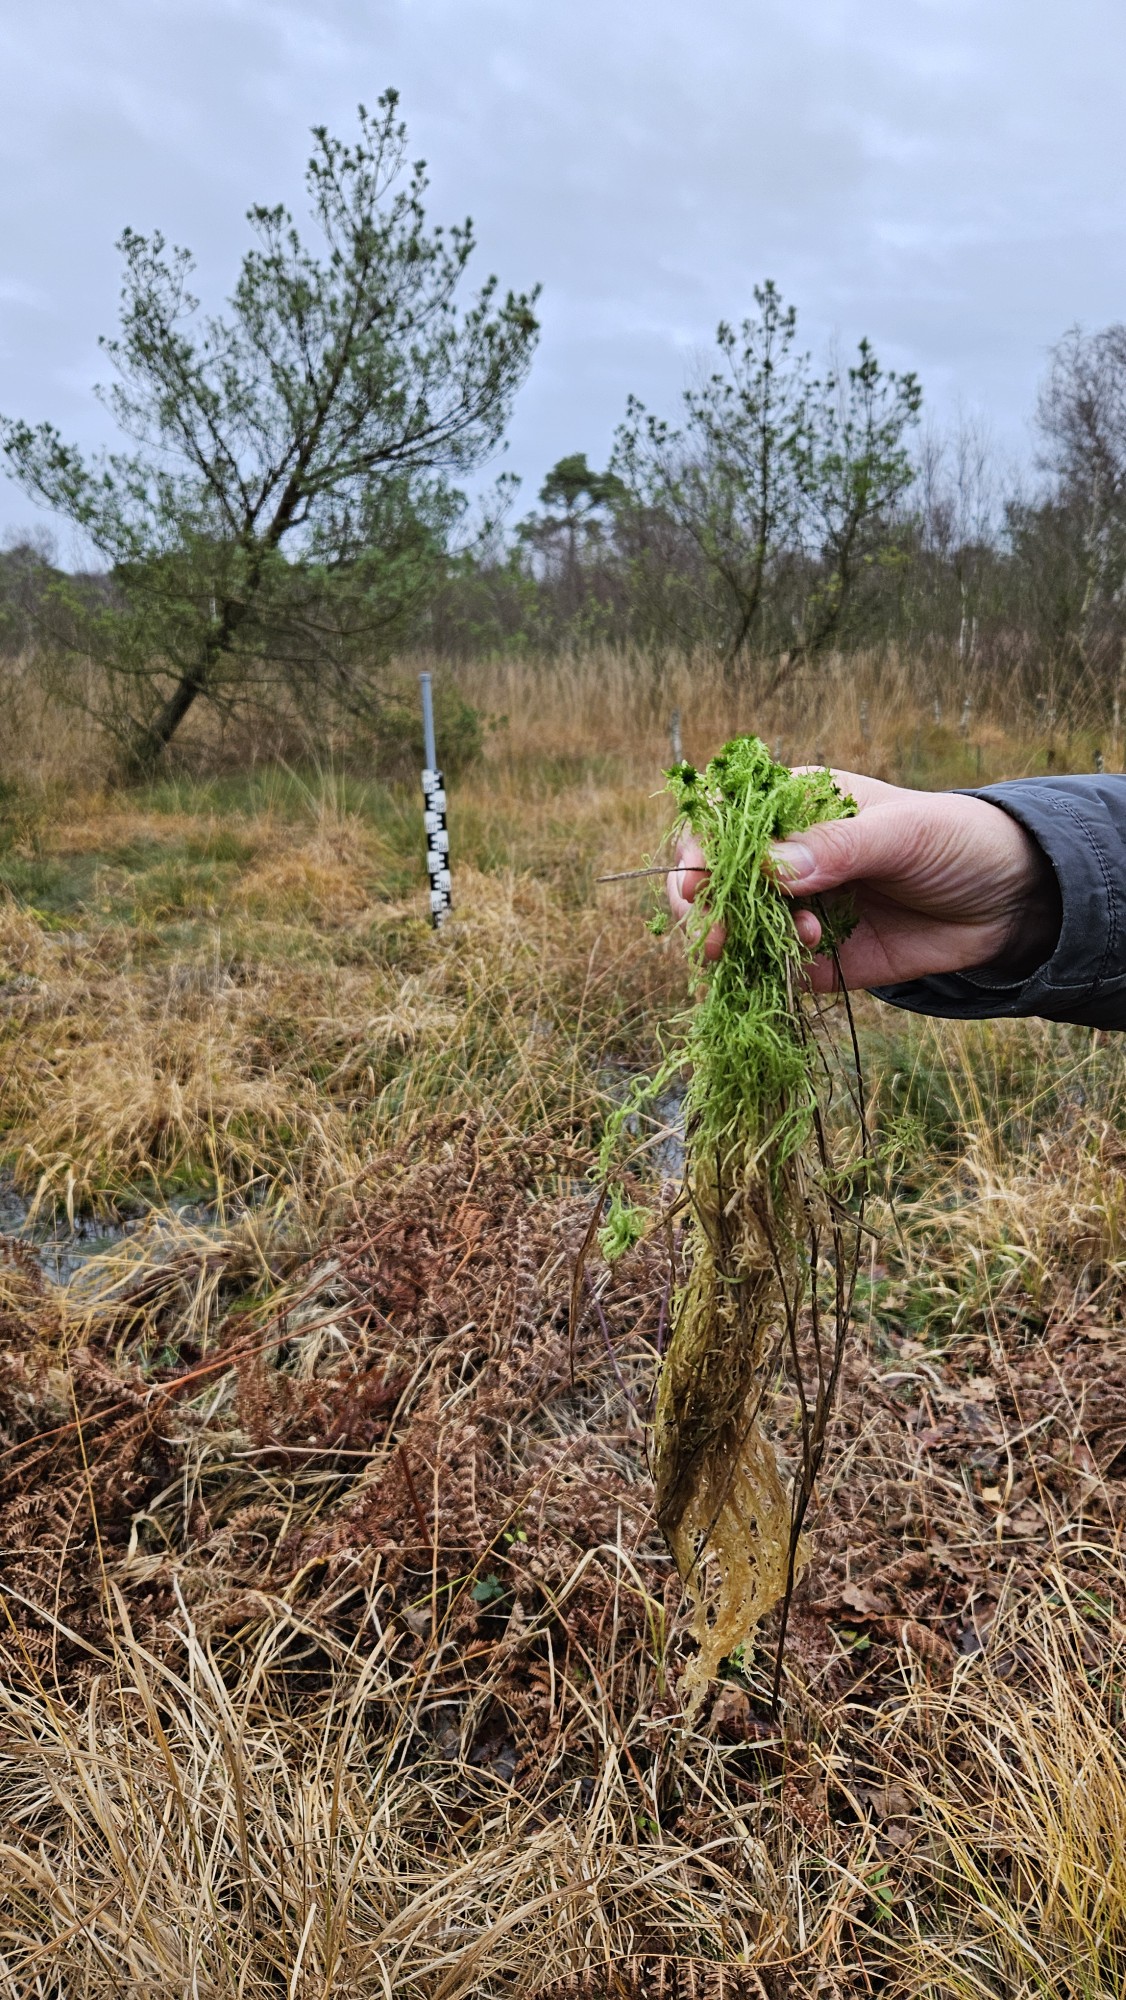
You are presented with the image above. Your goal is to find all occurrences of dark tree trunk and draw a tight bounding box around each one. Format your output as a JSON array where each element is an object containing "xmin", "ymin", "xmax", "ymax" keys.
[
  {"xmin": 122, "ymin": 584, "xmax": 254, "ymax": 779},
  {"xmin": 124, "ymin": 671, "xmax": 207, "ymax": 777}
]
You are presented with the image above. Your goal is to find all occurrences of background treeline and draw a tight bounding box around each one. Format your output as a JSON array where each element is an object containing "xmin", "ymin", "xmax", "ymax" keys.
[
  {"xmin": 3, "ymin": 96, "xmax": 1126, "ymax": 777},
  {"xmin": 431, "ymin": 314, "xmax": 1126, "ymax": 711}
]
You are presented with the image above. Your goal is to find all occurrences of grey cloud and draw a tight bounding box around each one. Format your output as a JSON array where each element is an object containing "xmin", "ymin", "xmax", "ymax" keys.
[{"xmin": 2, "ymin": 0, "xmax": 1124, "ymax": 543}]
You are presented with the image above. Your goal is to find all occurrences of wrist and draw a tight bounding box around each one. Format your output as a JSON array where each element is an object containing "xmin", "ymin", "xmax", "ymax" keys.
[{"xmin": 981, "ymin": 821, "xmax": 1062, "ymax": 980}]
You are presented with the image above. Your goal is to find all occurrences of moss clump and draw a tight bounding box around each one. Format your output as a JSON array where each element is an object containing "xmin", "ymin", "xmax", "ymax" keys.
[
  {"xmin": 597, "ymin": 1185, "xmax": 649, "ymax": 1262},
  {"xmin": 600, "ymin": 735, "xmax": 861, "ymax": 1707}
]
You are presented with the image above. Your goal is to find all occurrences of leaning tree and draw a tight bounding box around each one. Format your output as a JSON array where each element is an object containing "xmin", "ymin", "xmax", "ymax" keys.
[{"xmin": 1, "ymin": 92, "xmax": 540, "ymax": 771}]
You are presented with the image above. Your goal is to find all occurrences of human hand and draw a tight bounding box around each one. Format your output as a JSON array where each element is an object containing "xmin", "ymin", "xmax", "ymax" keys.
[{"xmin": 666, "ymin": 769, "xmax": 1062, "ymax": 992}]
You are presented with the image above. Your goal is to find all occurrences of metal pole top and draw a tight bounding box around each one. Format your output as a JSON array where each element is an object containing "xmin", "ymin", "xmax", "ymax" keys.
[{"xmin": 419, "ymin": 672, "xmax": 438, "ymax": 776}]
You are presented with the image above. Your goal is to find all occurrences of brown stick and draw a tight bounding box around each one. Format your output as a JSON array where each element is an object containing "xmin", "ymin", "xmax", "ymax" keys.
[
  {"xmin": 397, "ymin": 1443, "xmax": 431, "ymax": 1548},
  {"xmin": 596, "ymin": 865, "xmax": 672, "ymax": 883}
]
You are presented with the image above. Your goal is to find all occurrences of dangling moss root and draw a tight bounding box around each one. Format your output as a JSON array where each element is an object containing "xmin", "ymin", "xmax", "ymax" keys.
[{"xmin": 599, "ymin": 735, "xmax": 861, "ymax": 1708}]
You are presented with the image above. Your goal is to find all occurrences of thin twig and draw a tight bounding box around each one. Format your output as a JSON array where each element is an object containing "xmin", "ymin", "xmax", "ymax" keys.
[
  {"xmin": 647, "ymin": 1274, "xmax": 671, "ymax": 1422},
  {"xmin": 770, "ymin": 936, "xmax": 868, "ymax": 1712},
  {"xmin": 584, "ymin": 1271, "xmax": 637, "ymax": 1413},
  {"xmin": 596, "ymin": 865, "xmax": 673, "ymax": 883},
  {"xmin": 568, "ymin": 1187, "xmax": 608, "ymax": 1385}
]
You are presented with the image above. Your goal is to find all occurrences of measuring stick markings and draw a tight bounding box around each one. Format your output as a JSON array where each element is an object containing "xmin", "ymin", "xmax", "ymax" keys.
[{"xmin": 419, "ymin": 672, "xmax": 452, "ymax": 928}]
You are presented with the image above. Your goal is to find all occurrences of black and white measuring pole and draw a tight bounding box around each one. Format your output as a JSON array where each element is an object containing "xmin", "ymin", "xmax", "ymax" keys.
[{"xmin": 420, "ymin": 672, "xmax": 452, "ymax": 928}]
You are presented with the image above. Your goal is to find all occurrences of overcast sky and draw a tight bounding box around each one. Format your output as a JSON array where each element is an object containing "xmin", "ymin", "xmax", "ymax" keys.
[{"xmin": 2, "ymin": 0, "xmax": 1124, "ymax": 556}]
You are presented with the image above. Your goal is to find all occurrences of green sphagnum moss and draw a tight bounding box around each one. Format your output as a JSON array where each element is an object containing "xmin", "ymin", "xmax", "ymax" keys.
[{"xmin": 599, "ymin": 735, "xmax": 858, "ymax": 1706}]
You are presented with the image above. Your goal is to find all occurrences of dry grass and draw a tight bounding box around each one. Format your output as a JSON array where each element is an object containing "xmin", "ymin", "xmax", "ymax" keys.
[
  {"xmin": 0, "ymin": 1130, "xmax": 864, "ymax": 1996},
  {"xmin": 455, "ymin": 642, "xmax": 1123, "ymax": 785},
  {"xmin": 2, "ymin": 649, "xmax": 1126, "ymax": 1995},
  {"xmin": 0, "ymin": 771, "xmax": 673, "ymax": 1220},
  {"xmin": 0, "ymin": 1625, "xmax": 814, "ymax": 1996},
  {"xmin": 880, "ymin": 1569, "xmax": 1126, "ymax": 1998}
]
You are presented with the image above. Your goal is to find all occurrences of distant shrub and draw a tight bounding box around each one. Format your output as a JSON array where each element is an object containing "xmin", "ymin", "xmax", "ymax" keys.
[{"xmin": 373, "ymin": 683, "xmax": 483, "ymax": 780}]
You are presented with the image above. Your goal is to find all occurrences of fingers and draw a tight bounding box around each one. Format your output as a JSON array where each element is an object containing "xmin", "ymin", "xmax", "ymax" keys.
[
  {"xmin": 668, "ymin": 833, "xmax": 707, "ymax": 913},
  {"xmin": 667, "ymin": 833, "xmax": 724, "ymax": 960},
  {"xmin": 768, "ymin": 796, "xmax": 924, "ymax": 899},
  {"xmin": 668, "ymin": 832, "xmax": 829, "ymax": 964},
  {"xmin": 793, "ymin": 907, "xmax": 821, "ymax": 952},
  {"xmin": 667, "ymin": 817, "xmax": 874, "ymax": 968}
]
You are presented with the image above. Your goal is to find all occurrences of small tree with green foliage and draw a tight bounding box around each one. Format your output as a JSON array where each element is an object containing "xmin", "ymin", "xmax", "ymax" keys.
[
  {"xmin": 516, "ymin": 452, "xmax": 626, "ymax": 629},
  {"xmin": 794, "ymin": 338, "xmax": 922, "ymax": 653},
  {"xmin": 1, "ymin": 92, "xmax": 540, "ymax": 772},
  {"xmin": 613, "ymin": 282, "xmax": 809, "ymax": 667},
  {"xmin": 613, "ymin": 282, "xmax": 921, "ymax": 673}
]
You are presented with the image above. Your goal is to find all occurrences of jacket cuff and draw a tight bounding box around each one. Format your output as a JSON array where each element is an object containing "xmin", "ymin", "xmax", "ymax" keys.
[{"xmin": 873, "ymin": 775, "xmax": 1126, "ymax": 1030}]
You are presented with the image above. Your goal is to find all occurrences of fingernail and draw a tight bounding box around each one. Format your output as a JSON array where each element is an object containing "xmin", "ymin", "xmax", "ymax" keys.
[{"xmin": 769, "ymin": 841, "xmax": 814, "ymax": 885}]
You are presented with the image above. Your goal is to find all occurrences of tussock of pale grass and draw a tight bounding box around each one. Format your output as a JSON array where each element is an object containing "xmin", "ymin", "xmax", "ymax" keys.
[
  {"xmin": 2, "ymin": 965, "xmax": 335, "ymax": 1218},
  {"xmin": 875, "ymin": 1567, "xmax": 1126, "ymax": 1999},
  {"xmin": 0, "ymin": 899, "xmax": 56, "ymax": 990},
  {"xmin": 232, "ymin": 794, "xmax": 390, "ymax": 923},
  {"xmin": 0, "ymin": 1588, "xmax": 826, "ymax": 1997}
]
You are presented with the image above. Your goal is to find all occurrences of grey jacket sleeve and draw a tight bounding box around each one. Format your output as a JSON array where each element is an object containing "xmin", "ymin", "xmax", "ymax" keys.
[{"xmin": 873, "ymin": 774, "xmax": 1126, "ymax": 1031}]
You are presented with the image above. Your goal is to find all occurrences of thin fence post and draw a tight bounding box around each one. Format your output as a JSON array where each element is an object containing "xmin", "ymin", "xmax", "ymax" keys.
[
  {"xmin": 420, "ymin": 672, "xmax": 451, "ymax": 929},
  {"xmin": 669, "ymin": 708, "xmax": 683, "ymax": 764}
]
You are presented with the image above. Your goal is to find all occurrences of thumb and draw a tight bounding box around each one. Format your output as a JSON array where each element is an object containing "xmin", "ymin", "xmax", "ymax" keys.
[{"xmin": 770, "ymin": 802, "xmax": 923, "ymax": 896}]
